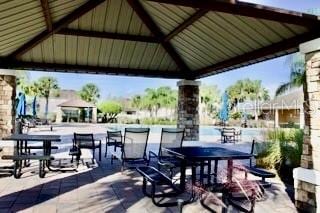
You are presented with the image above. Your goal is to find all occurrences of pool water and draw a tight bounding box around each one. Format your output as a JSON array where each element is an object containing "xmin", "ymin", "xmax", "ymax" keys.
[{"xmin": 106, "ymin": 124, "xmax": 262, "ymax": 137}]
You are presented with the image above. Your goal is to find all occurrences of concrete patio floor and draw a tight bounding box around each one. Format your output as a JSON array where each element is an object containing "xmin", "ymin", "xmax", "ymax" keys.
[{"xmin": 0, "ymin": 124, "xmax": 297, "ymax": 212}]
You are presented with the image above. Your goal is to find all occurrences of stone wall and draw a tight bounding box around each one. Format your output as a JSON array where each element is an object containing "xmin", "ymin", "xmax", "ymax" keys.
[
  {"xmin": 177, "ymin": 80, "xmax": 200, "ymax": 141},
  {"xmin": 295, "ymin": 48, "xmax": 320, "ymax": 212},
  {"xmin": 0, "ymin": 75, "xmax": 16, "ymax": 138}
]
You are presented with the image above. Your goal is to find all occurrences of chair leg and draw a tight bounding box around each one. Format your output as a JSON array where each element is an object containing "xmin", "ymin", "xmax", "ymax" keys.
[
  {"xmin": 99, "ymin": 146, "xmax": 101, "ymax": 161},
  {"xmin": 92, "ymin": 149, "xmax": 95, "ymax": 164},
  {"xmin": 121, "ymin": 161, "xmax": 124, "ymax": 172},
  {"xmin": 105, "ymin": 144, "xmax": 108, "ymax": 158},
  {"xmin": 111, "ymin": 154, "xmax": 114, "ymax": 165}
]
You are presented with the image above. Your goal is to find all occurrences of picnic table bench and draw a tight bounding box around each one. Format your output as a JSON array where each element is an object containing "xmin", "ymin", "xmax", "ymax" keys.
[{"xmin": 1, "ymin": 134, "xmax": 64, "ymax": 178}]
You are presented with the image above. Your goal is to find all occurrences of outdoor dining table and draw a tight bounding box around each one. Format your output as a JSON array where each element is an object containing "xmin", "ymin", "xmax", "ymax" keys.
[
  {"xmin": 164, "ymin": 146, "xmax": 253, "ymax": 191},
  {"xmin": 2, "ymin": 134, "xmax": 61, "ymax": 178}
]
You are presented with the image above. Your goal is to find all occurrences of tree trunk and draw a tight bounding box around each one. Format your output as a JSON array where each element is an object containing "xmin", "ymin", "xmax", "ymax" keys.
[{"xmin": 45, "ymin": 96, "xmax": 49, "ymax": 122}]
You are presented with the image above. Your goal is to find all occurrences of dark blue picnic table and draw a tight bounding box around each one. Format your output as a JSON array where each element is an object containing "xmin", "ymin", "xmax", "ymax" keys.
[
  {"xmin": 2, "ymin": 134, "xmax": 63, "ymax": 178},
  {"xmin": 164, "ymin": 146, "xmax": 253, "ymax": 191}
]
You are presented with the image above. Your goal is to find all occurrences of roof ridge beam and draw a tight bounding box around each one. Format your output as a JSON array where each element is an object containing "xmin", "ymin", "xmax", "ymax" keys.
[
  {"xmin": 0, "ymin": 60, "xmax": 184, "ymax": 79},
  {"xmin": 57, "ymin": 28, "xmax": 160, "ymax": 43},
  {"xmin": 164, "ymin": 9, "xmax": 209, "ymax": 42},
  {"xmin": 40, "ymin": 0, "xmax": 52, "ymax": 31},
  {"xmin": 127, "ymin": 0, "xmax": 191, "ymax": 75},
  {"xmin": 146, "ymin": 0, "xmax": 320, "ymax": 28},
  {"xmin": 195, "ymin": 29, "xmax": 320, "ymax": 78},
  {"xmin": 9, "ymin": 0, "xmax": 106, "ymax": 59}
]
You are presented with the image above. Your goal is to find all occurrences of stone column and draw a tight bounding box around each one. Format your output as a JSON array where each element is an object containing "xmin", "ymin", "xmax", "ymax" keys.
[
  {"xmin": 300, "ymin": 106, "xmax": 305, "ymax": 129},
  {"xmin": 0, "ymin": 70, "xmax": 16, "ymax": 138},
  {"xmin": 177, "ymin": 80, "xmax": 200, "ymax": 141},
  {"xmin": 293, "ymin": 38, "xmax": 320, "ymax": 212}
]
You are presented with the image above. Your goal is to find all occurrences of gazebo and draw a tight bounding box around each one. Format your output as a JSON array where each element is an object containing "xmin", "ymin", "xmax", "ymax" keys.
[
  {"xmin": 56, "ymin": 99, "xmax": 97, "ymax": 123},
  {"xmin": 0, "ymin": 0, "xmax": 320, "ymax": 211}
]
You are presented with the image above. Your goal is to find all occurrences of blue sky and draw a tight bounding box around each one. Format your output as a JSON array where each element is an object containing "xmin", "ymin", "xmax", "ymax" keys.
[{"xmin": 29, "ymin": 0, "xmax": 320, "ymax": 100}]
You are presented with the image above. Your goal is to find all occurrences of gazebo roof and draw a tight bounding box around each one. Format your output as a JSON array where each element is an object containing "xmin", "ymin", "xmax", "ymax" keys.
[
  {"xmin": 58, "ymin": 99, "xmax": 96, "ymax": 108},
  {"xmin": 0, "ymin": 0, "xmax": 319, "ymax": 79}
]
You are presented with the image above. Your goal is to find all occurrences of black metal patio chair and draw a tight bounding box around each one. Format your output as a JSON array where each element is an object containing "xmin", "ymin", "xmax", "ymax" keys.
[
  {"xmin": 148, "ymin": 128, "xmax": 185, "ymax": 177},
  {"xmin": 243, "ymin": 140, "xmax": 276, "ymax": 187},
  {"xmin": 111, "ymin": 128, "xmax": 150, "ymax": 171},
  {"xmin": 105, "ymin": 130, "xmax": 123, "ymax": 158},
  {"xmin": 72, "ymin": 133, "xmax": 102, "ymax": 164},
  {"xmin": 137, "ymin": 166, "xmax": 192, "ymax": 207},
  {"xmin": 221, "ymin": 128, "xmax": 236, "ymax": 143}
]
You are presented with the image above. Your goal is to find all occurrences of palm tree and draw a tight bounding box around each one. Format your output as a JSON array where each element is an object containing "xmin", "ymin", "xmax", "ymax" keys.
[
  {"xmin": 36, "ymin": 77, "xmax": 59, "ymax": 121},
  {"xmin": 275, "ymin": 53, "xmax": 305, "ymax": 96},
  {"xmin": 16, "ymin": 70, "xmax": 30, "ymax": 93},
  {"xmin": 200, "ymin": 85, "xmax": 220, "ymax": 117},
  {"xmin": 275, "ymin": 9, "xmax": 320, "ymax": 96},
  {"xmin": 79, "ymin": 83, "xmax": 100, "ymax": 104}
]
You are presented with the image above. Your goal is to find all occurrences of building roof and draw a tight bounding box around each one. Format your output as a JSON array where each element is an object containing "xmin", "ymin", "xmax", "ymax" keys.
[
  {"xmin": 261, "ymin": 88, "xmax": 303, "ymax": 110},
  {"xmin": 58, "ymin": 99, "xmax": 96, "ymax": 108},
  {"xmin": 0, "ymin": 0, "xmax": 320, "ymax": 79}
]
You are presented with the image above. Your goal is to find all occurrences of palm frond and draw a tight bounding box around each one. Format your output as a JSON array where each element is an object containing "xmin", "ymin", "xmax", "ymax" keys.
[{"xmin": 275, "ymin": 82, "xmax": 293, "ymax": 96}]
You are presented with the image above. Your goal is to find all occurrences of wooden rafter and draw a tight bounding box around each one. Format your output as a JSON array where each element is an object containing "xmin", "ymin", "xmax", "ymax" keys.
[
  {"xmin": 57, "ymin": 28, "xmax": 160, "ymax": 43},
  {"xmin": 195, "ymin": 29, "xmax": 320, "ymax": 78},
  {"xmin": 147, "ymin": 0, "xmax": 320, "ymax": 28},
  {"xmin": 40, "ymin": 0, "xmax": 52, "ymax": 31},
  {"xmin": 9, "ymin": 0, "xmax": 106, "ymax": 59},
  {"xmin": 164, "ymin": 9, "xmax": 209, "ymax": 42},
  {"xmin": 0, "ymin": 60, "xmax": 183, "ymax": 79},
  {"xmin": 127, "ymin": 0, "xmax": 191, "ymax": 74}
]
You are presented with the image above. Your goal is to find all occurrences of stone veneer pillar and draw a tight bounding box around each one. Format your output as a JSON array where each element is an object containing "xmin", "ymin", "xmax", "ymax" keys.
[
  {"xmin": 293, "ymin": 38, "xmax": 320, "ymax": 213},
  {"xmin": 0, "ymin": 70, "xmax": 16, "ymax": 138},
  {"xmin": 177, "ymin": 80, "xmax": 200, "ymax": 141}
]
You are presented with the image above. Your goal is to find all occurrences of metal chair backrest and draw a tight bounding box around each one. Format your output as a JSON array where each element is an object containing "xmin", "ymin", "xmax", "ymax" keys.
[
  {"xmin": 107, "ymin": 130, "xmax": 122, "ymax": 143},
  {"xmin": 249, "ymin": 140, "xmax": 256, "ymax": 167},
  {"xmin": 222, "ymin": 128, "xmax": 235, "ymax": 136},
  {"xmin": 123, "ymin": 128, "xmax": 150, "ymax": 160},
  {"xmin": 74, "ymin": 133, "xmax": 94, "ymax": 148},
  {"xmin": 159, "ymin": 128, "xmax": 185, "ymax": 157}
]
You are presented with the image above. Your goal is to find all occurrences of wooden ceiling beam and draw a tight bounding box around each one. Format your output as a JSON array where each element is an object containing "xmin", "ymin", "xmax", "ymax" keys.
[
  {"xmin": 40, "ymin": 0, "xmax": 52, "ymax": 31},
  {"xmin": 127, "ymin": 0, "xmax": 191, "ymax": 74},
  {"xmin": 147, "ymin": 0, "xmax": 320, "ymax": 28},
  {"xmin": 57, "ymin": 28, "xmax": 160, "ymax": 43},
  {"xmin": 164, "ymin": 9, "xmax": 209, "ymax": 42},
  {"xmin": 0, "ymin": 60, "xmax": 184, "ymax": 79},
  {"xmin": 195, "ymin": 29, "xmax": 320, "ymax": 78},
  {"xmin": 9, "ymin": 0, "xmax": 106, "ymax": 59}
]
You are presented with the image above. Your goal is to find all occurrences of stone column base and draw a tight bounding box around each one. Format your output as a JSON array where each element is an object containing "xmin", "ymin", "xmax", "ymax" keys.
[{"xmin": 293, "ymin": 167, "xmax": 320, "ymax": 212}]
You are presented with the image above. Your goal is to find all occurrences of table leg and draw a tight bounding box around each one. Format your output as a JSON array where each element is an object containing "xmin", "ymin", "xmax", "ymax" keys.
[
  {"xmin": 207, "ymin": 160, "xmax": 212, "ymax": 185},
  {"xmin": 191, "ymin": 165, "xmax": 196, "ymax": 185},
  {"xmin": 200, "ymin": 161, "xmax": 204, "ymax": 184},
  {"xmin": 180, "ymin": 160, "xmax": 186, "ymax": 191},
  {"xmin": 227, "ymin": 159, "xmax": 233, "ymax": 182},
  {"xmin": 24, "ymin": 140, "xmax": 30, "ymax": 167},
  {"xmin": 213, "ymin": 160, "xmax": 218, "ymax": 184}
]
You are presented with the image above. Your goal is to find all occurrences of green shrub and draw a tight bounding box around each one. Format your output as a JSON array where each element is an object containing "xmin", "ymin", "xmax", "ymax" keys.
[
  {"xmin": 255, "ymin": 128, "xmax": 303, "ymax": 184},
  {"xmin": 256, "ymin": 128, "xmax": 303, "ymax": 170},
  {"xmin": 141, "ymin": 118, "xmax": 176, "ymax": 125},
  {"xmin": 230, "ymin": 111, "xmax": 242, "ymax": 120}
]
